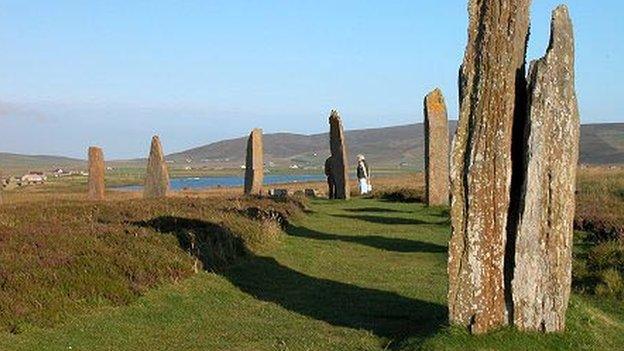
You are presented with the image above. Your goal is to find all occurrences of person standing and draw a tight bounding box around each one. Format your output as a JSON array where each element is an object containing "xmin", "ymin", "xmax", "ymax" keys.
[
  {"xmin": 324, "ymin": 155, "xmax": 336, "ymax": 199},
  {"xmin": 356, "ymin": 154, "xmax": 371, "ymax": 195}
]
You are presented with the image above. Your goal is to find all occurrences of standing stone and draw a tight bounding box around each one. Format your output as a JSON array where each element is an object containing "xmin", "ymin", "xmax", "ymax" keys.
[
  {"xmin": 512, "ymin": 5, "xmax": 579, "ymax": 332},
  {"xmin": 449, "ymin": 0, "xmax": 531, "ymax": 334},
  {"xmin": 244, "ymin": 128, "xmax": 264, "ymax": 195},
  {"xmin": 0, "ymin": 170, "xmax": 3, "ymax": 205},
  {"xmin": 87, "ymin": 146, "xmax": 105, "ymax": 201},
  {"xmin": 144, "ymin": 135, "xmax": 170, "ymax": 199},
  {"xmin": 329, "ymin": 110, "xmax": 350, "ymax": 200},
  {"xmin": 424, "ymin": 88, "xmax": 450, "ymax": 206}
]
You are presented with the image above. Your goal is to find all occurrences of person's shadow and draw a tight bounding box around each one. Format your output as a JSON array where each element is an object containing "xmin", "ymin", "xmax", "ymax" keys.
[{"xmin": 135, "ymin": 216, "xmax": 448, "ymax": 344}]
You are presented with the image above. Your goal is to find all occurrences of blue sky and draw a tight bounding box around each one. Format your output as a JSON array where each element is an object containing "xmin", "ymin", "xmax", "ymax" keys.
[{"xmin": 1, "ymin": 0, "xmax": 622, "ymax": 159}]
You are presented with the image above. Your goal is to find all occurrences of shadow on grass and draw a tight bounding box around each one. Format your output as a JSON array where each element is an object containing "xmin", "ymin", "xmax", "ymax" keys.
[
  {"xmin": 137, "ymin": 216, "xmax": 447, "ymax": 344},
  {"xmin": 344, "ymin": 207, "xmax": 412, "ymax": 214},
  {"xmin": 332, "ymin": 214, "xmax": 445, "ymax": 226},
  {"xmin": 223, "ymin": 256, "xmax": 447, "ymax": 342},
  {"xmin": 286, "ymin": 224, "xmax": 446, "ymax": 253},
  {"xmin": 133, "ymin": 216, "xmax": 248, "ymax": 271}
]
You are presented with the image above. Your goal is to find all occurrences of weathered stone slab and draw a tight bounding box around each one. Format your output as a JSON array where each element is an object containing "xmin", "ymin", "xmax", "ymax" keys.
[
  {"xmin": 512, "ymin": 5, "xmax": 579, "ymax": 332},
  {"xmin": 329, "ymin": 110, "xmax": 349, "ymax": 200},
  {"xmin": 87, "ymin": 146, "xmax": 105, "ymax": 201},
  {"xmin": 449, "ymin": 0, "xmax": 531, "ymax": 334},
  {"xmin": 244, "ymin": 128, "xmax": 264, "ymax": 195},
  {"xmin": 144, "ymin": 135, "xmax": 170, "ymax": 199},
  {"xmin": 424, "ymin": 88, "xmax": 450, "ymax": 206}
]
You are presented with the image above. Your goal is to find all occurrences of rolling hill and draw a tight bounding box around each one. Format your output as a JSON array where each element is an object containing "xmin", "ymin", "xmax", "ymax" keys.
[
  {"xmin": 1, "ymin": 122, "xmax": 623, "ymax": 174},
  {"xmin": 168, "ymin": 122, "xmax": 624, "ymax": 168}
]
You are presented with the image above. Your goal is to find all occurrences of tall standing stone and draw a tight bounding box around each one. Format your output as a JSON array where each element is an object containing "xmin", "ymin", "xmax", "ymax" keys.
[
  {"xmin": 244, "ymin": 128, "xmax": 264, "ymax": 195},
  {"xmin": 0, "ymin": 170, "xmax": 3, "ymax": 205},
  {"xmin": 448, "ymin": 0, "xmax": 531, "ymax": 334},
  {"xmin": 329, "ymin": 110, "xmax": 349, "ymax": 200},
  {"xmin": 87, "ymin": 146, "xmax": 105, "ymax": 201},
  {"xmin": 424, "ymin": 88, "xmax": 450, "ymax": 206},
  {"xmin": 144, "ymin": 135, "xmax": 170, "ymax": 199},
  {"xmin": 512, "ymin": 5, "xmax": 579, "ymax": 332}
]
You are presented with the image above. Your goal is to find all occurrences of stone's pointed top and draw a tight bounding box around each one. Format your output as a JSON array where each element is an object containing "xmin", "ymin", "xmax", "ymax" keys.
[
  {"xmin": 427, "ymin": 87, "xmax": 443, "ymax": 97},
  {"xmin": 554, "ymin": 4, "xmax": 570, "ymax": 17},
  {"xmin": 149, "ymin": 136, "xmax": 165, "ymax": 155},
  {"xmin": 329, "ymin": 109, "xmax": 341, "ymax": 120},
  {"xmin": 547, "ymin": 4, "xmax": 574, "ymax": 54},
  {"xmin": 425, "ymin": 88, "xmax": 447, "ymax": 114},
  {"xmin": 88, "ymin": 146, "xmax": 104, "ymax": 160},
  {"xmin": 151, "ymin": 135, "xmax": 159, "ymax": 144},
  {"xmin": 425, "ymin": 88, "xmax": 446, "ymax": 103}
]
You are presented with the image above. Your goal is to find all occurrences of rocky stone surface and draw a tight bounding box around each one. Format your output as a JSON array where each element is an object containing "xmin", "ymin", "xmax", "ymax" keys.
[
  {"xmin": 424, "ymin": 88, "xmax": 450, "ymax": 206},
  {"xmin": 87, "ymin": 146, "xmax": 105, "ymax": 201},
  {"xmin": 448, "ymin": 0, "xmax": 531, "ymax": 334},
  {"xmin": 329, "ymin": 110, "xmax": 350, "ymax": 200},
  {"xmin": 244, "ymin": 128, "xmax": 264, "ymax": 195},
  {"xmin": 269, "ymin": 189, "xmax": 289, "ymax": 198},
  {"xmin": 304, "ymin": 189, "xmax": 319, "ymax": 198},
  {"xmin": 144, "ymin": 136, "xmax": 170, "ymax": 199},
  {"xmin": 512, "ymin": 5, "xmax": 579, "ymax": 332}
]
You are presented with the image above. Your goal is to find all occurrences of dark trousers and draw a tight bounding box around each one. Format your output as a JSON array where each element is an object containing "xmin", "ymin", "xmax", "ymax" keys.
[{"xmin": 327, "ymin": 176, "xmax": 336, "ymax": 199}]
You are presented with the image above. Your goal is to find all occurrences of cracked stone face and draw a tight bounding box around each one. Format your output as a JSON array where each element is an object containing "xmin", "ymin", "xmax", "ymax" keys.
[
  {"xmin": 424, "ymin": 88, "xmax": 450, "ymax": 206},
  {"xmin": 244, "ymin": 128, "xmax": 264, "ymax": 195},
  {"xmin": 329, "ymin": 110, "xmax": 350, "ymax": 200},
  {"xmin": 512, "ymin": 5, "xmax": 579, "ymax": 333},
  {"xmin": 87, "ymin": 146, "xmax": 105, "ymax": 201},
  {"xmin": 144, "ymin": 136, "xmax": 170, "ymax": 199},
  {"xmin": 448, "ymin": 0, "xmax": 531, "ymax": 334}
]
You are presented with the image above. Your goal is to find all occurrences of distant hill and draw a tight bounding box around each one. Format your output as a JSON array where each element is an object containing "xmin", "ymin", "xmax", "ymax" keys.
[
  {"xmin": 169, "ymin": 122, "xmax": 624, "ymax": 169},
  {"xmin": 2, "ymin": 123, "xmax": 623, "ymax": 174},
  {"xmin": 0, "ymin": 153, "xmax": 85, "ymax": 175}
]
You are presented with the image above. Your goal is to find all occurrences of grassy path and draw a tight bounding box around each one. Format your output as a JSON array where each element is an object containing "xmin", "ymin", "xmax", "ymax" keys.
[{"xmin": 1, "ymin": 199, "xmax": 622, "ymax": 350}]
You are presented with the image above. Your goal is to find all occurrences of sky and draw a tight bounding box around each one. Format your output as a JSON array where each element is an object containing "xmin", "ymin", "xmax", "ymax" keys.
[{"xmin": 1, "ymin": 0, "xmax": 623, "ymax": 159}]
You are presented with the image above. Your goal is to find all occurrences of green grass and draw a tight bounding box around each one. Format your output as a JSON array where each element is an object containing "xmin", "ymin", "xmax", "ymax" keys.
[{"xmin": 1, "ymin": 198, "xmax": 623, "ymax": 350}]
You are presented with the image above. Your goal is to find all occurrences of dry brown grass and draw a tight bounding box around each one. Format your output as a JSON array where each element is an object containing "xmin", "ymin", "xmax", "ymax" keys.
[{"xmin": 576, "ymin": 166, "xmax": 624, "ymax": 241}]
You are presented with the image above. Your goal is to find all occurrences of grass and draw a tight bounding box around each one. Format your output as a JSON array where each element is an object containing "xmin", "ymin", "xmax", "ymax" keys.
[
  {"xmin": 0, "ymin": 196, "xmax": 303, "ymax": 334},
  {"xmin": 576, "ymin": 166, "xmax": 624, "ymax": 241},
  {"xmin": 0, "ymin": 197, "xmax": 623, "ymax": 350}
]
